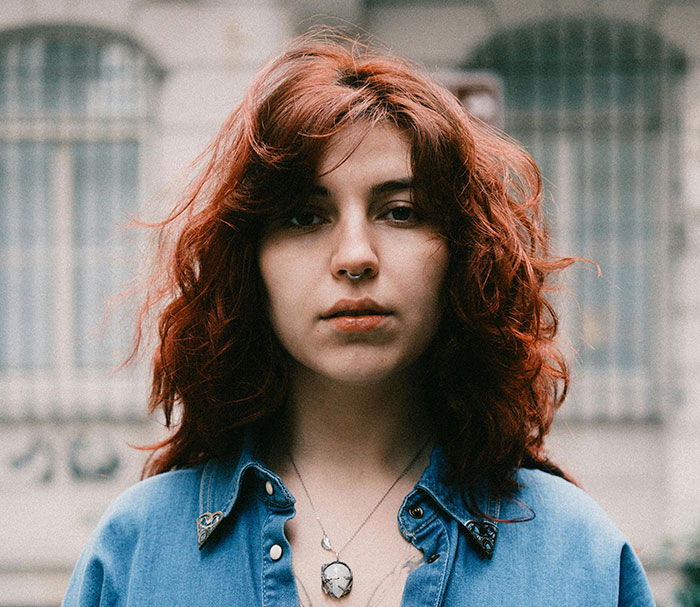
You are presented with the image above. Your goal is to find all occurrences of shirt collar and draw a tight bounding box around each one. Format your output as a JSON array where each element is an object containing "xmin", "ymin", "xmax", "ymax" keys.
[
  {"xmin": 414, "ymin": 443, "xmax": 500, "ymax": 559},
  {"xmin": 195, "ymin": 433, "xmax": 500, "ymax": 558},
  {"xmin": 196, "ymin": 430, "xmax": 295, "ymax": 549}
]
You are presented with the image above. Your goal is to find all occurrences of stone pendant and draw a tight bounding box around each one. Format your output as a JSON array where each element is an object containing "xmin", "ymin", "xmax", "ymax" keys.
[{"xmin": 321, "ymin": 560, "xmax": 353, "ymax": 599}]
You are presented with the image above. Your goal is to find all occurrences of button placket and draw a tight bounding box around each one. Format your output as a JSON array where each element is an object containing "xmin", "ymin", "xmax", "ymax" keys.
[
  {"xmin": 261, "ymin": 503, "xmax": 298, "ymax": 607},
  {"xmin": 398, "ymin": 508, "xmax": 454, "ymax": 607}
]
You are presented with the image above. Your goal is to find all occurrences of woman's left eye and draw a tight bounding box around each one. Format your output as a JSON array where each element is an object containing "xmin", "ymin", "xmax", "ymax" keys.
[{"xmin": 385, "ymin": 205, "xmax": 418, "ymax": 222}]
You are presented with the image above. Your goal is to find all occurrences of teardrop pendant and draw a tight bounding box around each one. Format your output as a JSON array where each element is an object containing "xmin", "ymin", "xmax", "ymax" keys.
[{"xmin": 321, "ymin": 536, "xmax": 333, "ymax": 551}]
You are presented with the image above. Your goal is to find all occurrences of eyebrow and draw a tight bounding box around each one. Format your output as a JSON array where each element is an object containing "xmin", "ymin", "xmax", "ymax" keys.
[
  {"xmin": 310, "ymin": 177, "xmax": 414, "ymax": 198},
  {"xmin": 371, "ymin": 178, "xmax": 414, "ymax": 196}
]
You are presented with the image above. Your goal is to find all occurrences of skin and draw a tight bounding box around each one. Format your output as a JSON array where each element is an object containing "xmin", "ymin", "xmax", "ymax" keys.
[{"xmin": 258, "ymin": 121, "xmax": 448, "ymax": 607}]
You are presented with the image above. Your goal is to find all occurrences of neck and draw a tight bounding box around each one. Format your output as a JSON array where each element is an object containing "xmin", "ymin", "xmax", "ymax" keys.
[{"xmin": 270, "ymin": 363, "xmax": 433, "ymax": 473}]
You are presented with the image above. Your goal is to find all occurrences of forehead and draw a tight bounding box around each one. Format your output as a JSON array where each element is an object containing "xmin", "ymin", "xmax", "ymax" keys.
[{"xmin": 315, "ymin": 122, "xmax": 413, "ymax": 187}]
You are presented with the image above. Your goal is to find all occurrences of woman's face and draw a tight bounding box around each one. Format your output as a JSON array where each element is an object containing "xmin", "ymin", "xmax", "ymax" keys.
[{"xmin": 258, "ymin": 122, "xmax": 448, "ymax": 385}]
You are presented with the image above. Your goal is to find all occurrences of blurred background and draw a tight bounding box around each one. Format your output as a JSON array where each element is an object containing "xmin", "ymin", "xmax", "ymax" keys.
[{"xmin": 1, "ymin": 0, "xmax": 699, "ymax": 605}]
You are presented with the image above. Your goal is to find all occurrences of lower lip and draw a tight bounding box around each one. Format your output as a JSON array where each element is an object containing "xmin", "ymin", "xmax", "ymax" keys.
[{"xmin": 325, "ymin": 314, "xmax": 389, "ymax": 333}]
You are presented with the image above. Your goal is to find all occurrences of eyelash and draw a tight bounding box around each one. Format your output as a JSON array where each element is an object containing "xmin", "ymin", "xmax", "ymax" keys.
[
  {"xmin": 289, "ymin": 211, "xmax": 323, "ymax": 227},
  {"xmin": 384, "ymin": 204, "xmax": 418, "ymax": 223},
  {"xmin": 286, "ymin": 202, "xmax": 420, "ymax": 229}
]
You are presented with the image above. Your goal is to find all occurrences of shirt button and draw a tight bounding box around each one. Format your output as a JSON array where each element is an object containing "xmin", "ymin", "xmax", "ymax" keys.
[
  {"xmin": 265, "ymin": 481, "xmax": 274, "ymax": 496},
  {"xmin": 270, "ymin": 544, "xmax": 283, "ymax": 561},
  {"xmin": 408, "ymin": 505, "xmax": 424, "ymax": 519}
]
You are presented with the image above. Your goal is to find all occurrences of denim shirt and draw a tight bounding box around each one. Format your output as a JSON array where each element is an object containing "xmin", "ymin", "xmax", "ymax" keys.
[{"xmin": 64, "ymin": 436, "xmax": 655, "ymax": 606}]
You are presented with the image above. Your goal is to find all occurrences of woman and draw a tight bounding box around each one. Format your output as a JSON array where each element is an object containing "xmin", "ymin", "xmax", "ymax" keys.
[{"xmin": 64, "ymin": 32, "xmax": 654, "ymax": 606}]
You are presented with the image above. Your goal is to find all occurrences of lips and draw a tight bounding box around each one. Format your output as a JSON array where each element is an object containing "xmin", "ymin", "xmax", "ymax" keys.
[
  {"xmin": 321, "ymin": 298, "xmax": 392, "ymax": 333},
  {"xmin": 321, "ymin": 298, "xmax": 391, "ymax": 319}
]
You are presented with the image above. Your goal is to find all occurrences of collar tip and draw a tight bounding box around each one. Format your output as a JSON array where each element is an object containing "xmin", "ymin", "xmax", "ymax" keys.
[
  {"xmin": 465, "ymin": 519, "xmax": 498, "ymax": 560},
  {"xmin": 197, "ymin": 530, "xmax": 212, "ymax": 550},
  {"xmin": 196, "ymin": 510, "xmax": 224, "ymax": 550}
]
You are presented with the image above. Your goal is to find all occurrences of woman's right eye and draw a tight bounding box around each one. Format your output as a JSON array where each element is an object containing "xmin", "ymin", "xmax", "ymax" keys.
[{"xmin": 289, "ymin": 211, "xmax": 322, "ymax": 227}]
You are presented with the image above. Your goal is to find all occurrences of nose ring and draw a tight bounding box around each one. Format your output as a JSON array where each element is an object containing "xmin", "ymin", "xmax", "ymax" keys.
[{"xmin": 347, "ymin": 272, "xmax": 364, "ymax": 281}]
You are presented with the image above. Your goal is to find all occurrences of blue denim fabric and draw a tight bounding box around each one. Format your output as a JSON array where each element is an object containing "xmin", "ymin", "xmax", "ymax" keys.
[{"xmin": 64, "ymin": 435, "xmax": 655, "ymax": 606}]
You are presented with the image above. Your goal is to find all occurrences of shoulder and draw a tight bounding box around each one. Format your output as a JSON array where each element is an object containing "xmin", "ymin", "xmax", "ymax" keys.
[
  {"xmin": 63, "ymin": 467, "xmax": 204, "ymax": 606},
  {"xmin": 90, "ymin": 466, "xmax": 204, "ymax": 545},
  {"xmin": 96, "ymin": 466, "xmax": 206, "ymax": 555},
  {"xmin": 504, "ymin": 468, "xmax": 626, "ymax": 552},
  {"xmin": 101, "ymin": 466, "xmax": 203, "ymax": 526},
  {"xmin": 512, "ymin": 468, "xmax": 620, "ymax": 533},
  {"xmin": 446, "ymin": 469, "xmax": 656, "ymax": 606},
  {"xmin": 495, "ymin": 468, "xmax": 654, "ymax": 606}
]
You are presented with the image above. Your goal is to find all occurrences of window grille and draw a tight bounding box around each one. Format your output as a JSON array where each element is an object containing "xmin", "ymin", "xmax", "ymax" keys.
[
  {"xmin": 0, "ymin": 26, "xmax": 162, "ymax": 421},
  {"xmin": 468, "ymin": 19, "xmax": 686, "ymax": 421}
]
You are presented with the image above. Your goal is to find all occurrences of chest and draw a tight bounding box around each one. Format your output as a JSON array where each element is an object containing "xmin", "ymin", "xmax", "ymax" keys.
[
  {"xmin": 286, "ymin": 503, "xmax": 424, "ymax": 607},
  {"xmin": 237, "ymin": 484, "xmax": 456, "ymax": 607}
]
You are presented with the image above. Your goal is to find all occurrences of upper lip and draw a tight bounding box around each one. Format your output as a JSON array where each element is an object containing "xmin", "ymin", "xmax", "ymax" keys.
[{"xmin": 321, "ymin": 298, "xmax": 392, "ymax": 318}]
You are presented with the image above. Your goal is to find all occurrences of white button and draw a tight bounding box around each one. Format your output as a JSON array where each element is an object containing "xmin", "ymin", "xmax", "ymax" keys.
[
  {"xmin": 265, "ymin": 481, "xmax": 274, "ymax": 496},
  {"xmin": 270, "ymin": 544, "xmax": 283, "ymax": 561}
]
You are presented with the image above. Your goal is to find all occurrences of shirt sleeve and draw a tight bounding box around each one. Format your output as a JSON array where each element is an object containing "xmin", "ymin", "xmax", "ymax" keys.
[{"xmin": 618, "ymin": 542, "xmax": 656, "ymax": 607}]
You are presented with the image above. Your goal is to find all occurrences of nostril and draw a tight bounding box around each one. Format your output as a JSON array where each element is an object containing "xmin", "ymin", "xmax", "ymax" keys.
[{"xmin": 341, "ymin": 266, "xmax": 377, "ymax": 281}]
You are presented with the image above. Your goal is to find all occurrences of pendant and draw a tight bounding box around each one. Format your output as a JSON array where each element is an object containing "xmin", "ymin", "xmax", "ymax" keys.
[
  {"xmin": 321, "ymin": 536, "xmax": 333, "ymax": 551},
  {"xmin": 321, "ymin": 560, "xmax": 353, "ymax": 599}
]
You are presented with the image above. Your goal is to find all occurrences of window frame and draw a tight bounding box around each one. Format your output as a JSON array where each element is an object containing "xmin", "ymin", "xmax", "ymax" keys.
[
  {"xmin": 0, "ymin": 25, "xmax": 163, "ymax": 422},
  {"xmin": 467, "ymin": 19, "xmax": 686, "ymax": 422}
]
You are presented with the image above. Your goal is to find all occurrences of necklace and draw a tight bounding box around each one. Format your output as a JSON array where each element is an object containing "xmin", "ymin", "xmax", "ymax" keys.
[{"xmin": 289, "ymin": 440, "xmax": 430, "ymax": 600}]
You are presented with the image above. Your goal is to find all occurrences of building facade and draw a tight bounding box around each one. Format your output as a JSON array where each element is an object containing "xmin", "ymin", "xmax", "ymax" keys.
[{"xmin": 0, "ymin": 1, "xmax": 698, "ymax": 604}]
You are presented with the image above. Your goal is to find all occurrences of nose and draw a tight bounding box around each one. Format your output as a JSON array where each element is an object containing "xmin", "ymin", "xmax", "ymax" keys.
[{"xmin": 330, "ymin": 215, "xmax": 379, "ymax": 281}]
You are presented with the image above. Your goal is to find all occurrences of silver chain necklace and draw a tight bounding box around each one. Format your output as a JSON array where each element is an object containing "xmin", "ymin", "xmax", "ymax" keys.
[{"xmin": 289, "ymin": 440, "xmax": 430, "ymax": 600}]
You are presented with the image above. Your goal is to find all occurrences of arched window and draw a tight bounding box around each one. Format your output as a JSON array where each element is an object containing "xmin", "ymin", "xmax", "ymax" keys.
[
  {"xmin": 469, "ymin": 19, "xmax": 686, "ymax": 420},
  {"xmin": 0, "ymin": 26, "xmax": 163, "ymax": 421}
]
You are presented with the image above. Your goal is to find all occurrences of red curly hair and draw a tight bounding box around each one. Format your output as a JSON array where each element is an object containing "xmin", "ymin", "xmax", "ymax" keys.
[{"xmin": 136, "ymin": 31, "xmax": 575, "ymax": 507}]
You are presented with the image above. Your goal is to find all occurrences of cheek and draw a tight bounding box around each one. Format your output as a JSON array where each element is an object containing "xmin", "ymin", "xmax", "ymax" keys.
[{"xmin": 258, "ymin": 241, "xmax": 309, "ymax": 349}]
